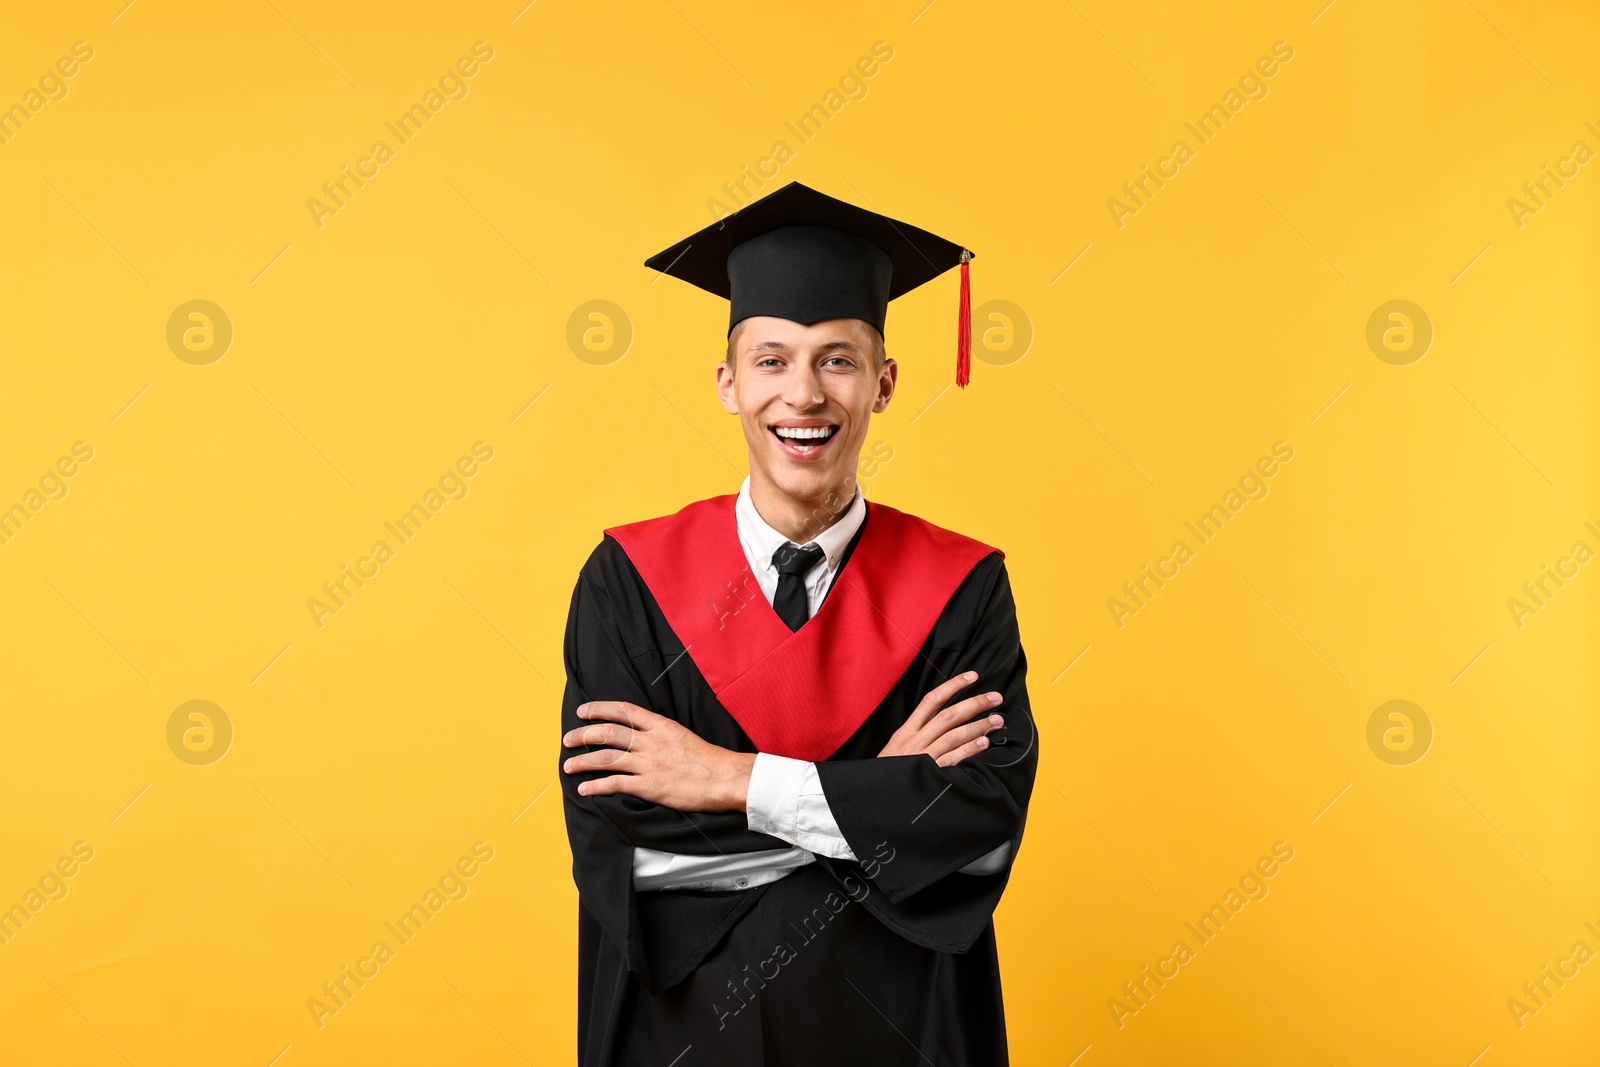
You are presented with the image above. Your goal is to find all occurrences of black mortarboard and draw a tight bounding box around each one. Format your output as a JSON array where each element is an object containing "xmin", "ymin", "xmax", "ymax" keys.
[{"xmin": 645, "ymin": 182, "xmax": 978, "ymax": 386}]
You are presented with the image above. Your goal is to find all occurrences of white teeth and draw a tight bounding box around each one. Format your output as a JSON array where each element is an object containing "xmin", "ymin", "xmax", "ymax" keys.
[{"xmin": 774, "ymin": 426, "xmax": 835, "ymax": 439}]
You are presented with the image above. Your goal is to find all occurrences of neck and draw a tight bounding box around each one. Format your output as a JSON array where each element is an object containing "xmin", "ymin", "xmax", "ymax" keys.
[{"xmin": 748, "ymin": 471, "xmax": 859, "ymax": 544}]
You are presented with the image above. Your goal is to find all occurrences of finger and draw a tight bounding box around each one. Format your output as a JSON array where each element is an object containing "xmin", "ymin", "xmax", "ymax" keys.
[
  {"xmin": 934, "ymin": 733, "xmax": 993, "ymax": 768},
  {"xmin": 576, "ymin": 774, "xmax": 637, "ymax": 798},
  {"xmin": 908, "ymin": 672, "xmax": 979, "ymax": 730},
  {"xmin": 562, "ymin": 723, "xmax": 637, "ymax": 750},
  {"xmin": 563, "ymin": 749, "xmax": 634, "ymax": 774},
  {"xmin": 926, "ymin": 715, "xmax": 1004, "ymax": 760},
  {"xmin": 924, "ymin": 692, "xmax": 1004, "ymax": 741},
  {"xmin": 910, "ymin": 692, "xmax": 1002, "ymax": 749},
  {"xmin": 577, "ymin": 701, "xmax": 655, "ymax": 729}
]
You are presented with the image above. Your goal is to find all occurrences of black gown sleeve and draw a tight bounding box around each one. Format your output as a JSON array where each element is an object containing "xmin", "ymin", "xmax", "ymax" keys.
[
  {"xmin": 812, "ymin": 554, "xmax": 1038, "ymax": 953},
  {"xmin": 559, "ymin": 539, "xmax": 791, "ymax": 991}
]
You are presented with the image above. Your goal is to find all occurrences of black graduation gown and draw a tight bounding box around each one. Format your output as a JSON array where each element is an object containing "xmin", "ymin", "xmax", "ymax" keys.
[{"xmin": 560, "ymin": 511, "xmax": 1037, "ymax": 1067}]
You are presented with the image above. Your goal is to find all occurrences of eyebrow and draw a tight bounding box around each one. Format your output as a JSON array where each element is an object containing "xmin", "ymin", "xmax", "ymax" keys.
[{"xmin": 745, "ymin": 339, "xmax": 865, "ymax": 354}]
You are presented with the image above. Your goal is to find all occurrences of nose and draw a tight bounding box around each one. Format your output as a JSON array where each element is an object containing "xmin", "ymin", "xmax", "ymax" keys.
[{"xmin": 781, "ymin": 361, "xmax": 825, "ymax": 410}]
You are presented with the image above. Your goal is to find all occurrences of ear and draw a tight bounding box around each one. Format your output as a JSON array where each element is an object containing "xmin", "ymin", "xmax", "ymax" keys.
[
  {"xmin": 716, "ymin": 360, "xmax": 739, "ymax": 414},
  {"xmin": 871, "ymin": 357, "xmax": 898, "ymax": 414}
]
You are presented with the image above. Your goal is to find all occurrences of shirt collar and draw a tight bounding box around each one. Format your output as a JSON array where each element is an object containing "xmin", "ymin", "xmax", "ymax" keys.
[{"xmin": 736, "ymin": 475, "xmax": 866, "ymax": 571}]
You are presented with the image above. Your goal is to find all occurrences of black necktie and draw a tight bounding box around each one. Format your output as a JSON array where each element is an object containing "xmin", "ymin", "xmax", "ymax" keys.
[{"xmin": 771, "ymin": 543, "xmax": 825, "ymax": 632}]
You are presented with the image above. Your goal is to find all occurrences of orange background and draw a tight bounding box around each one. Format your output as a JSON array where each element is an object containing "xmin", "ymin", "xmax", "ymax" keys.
[{"xmin": 0, "ymin": 1, "xmax": 1596, "ymax": 1064}]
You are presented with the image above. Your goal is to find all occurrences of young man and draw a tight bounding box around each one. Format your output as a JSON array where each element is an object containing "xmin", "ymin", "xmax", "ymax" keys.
[{"xmin": 559, "ymin": 183, "xmax": 1036, "ymax": 1066}]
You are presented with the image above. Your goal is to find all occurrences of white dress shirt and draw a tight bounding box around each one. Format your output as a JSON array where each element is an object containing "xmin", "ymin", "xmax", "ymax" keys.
[
  {"xmin": 735, "ymin": 475, "xmax": 867, "ymax": 619},
  {"xmin": 631, "ymin": 477, "xmax": 1011, "ymax": 892}
]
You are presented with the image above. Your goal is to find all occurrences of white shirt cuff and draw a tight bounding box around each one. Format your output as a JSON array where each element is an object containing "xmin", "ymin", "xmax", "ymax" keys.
[
  {"xmin": 745, "ymin": 753, "xmax": 856, "ymax": 861},
  {"xmin": 632, "ymin": 845, "xmax": 815, "ymax": 892},
  {"xmin": 958, "ymin": 840, "xmax": 1013, "ymax": 875}
]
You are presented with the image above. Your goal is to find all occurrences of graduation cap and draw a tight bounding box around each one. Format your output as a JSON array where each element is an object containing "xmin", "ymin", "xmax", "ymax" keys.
[{"xmin": 645, "ymin": 182, "xmax": 977, "ymax": 387}]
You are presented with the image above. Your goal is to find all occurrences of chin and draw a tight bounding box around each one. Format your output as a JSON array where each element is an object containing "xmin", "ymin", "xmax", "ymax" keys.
[{"xmin": 767, "ymin": 461, "xmax": 844, "ymax": 504}]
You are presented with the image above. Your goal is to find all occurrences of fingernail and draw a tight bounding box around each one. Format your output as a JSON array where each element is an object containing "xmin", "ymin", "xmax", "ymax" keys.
[
  {"xmin": 989, "ymin": 692, "xmax": 1003, "ymax": 704},
  {"xmin": 563, "ymin": 759, "xmax": 573, "ymax": 772},
  {"xmin": 964, "ymin": 672, "xmax": 978, "ymax": 681},
  {"xmin": 976, "ymin": 737, "xmax": 988, "ymax": 748},
  {"xmin": 989, "ymin": 715, "xmax": 1003, "ymax": 725},
  {"xmin": 577, "ymin": 783, "xmax": 587, "ymax": 795},
  {"xmin": 576, "ymin": 704, "xmax": 589, "ymax": 718}
]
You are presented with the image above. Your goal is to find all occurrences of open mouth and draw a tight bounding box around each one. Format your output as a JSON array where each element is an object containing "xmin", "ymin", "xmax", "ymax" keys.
[{"xmin": 770, "ymin": 424, "xmax": 840, "ymax": 457}]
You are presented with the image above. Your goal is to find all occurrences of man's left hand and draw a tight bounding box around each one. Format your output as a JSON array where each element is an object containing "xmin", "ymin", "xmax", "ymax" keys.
[{"xmin": 562, "ymin": 701, "xmax": 756, "ymax": 813}]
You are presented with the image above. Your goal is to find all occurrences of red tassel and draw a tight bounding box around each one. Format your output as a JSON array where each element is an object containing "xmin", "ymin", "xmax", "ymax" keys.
[{"xmin": 956, "ymin": 249, "xmax": 972, "ymax": 388}]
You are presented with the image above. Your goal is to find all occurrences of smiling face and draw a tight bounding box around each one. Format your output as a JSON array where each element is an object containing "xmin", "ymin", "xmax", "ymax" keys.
[{"xmin": 717, "ymin": 315, "xmax": 896, "ymax": 535}]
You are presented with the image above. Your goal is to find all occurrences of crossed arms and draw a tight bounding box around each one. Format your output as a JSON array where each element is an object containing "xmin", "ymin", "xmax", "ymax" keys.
[
  {"xmin": 561, "ymin": 673, "xmax": 1013, "ymax": 888},
  {"xmin": 561, "ymin": 669, "xmax": 1007, "ymax": 807}
]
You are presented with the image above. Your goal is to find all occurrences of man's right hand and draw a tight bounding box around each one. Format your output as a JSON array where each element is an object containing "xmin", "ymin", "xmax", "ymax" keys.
[{"xmin": 877, "ymin": 672, "xmax": 1004, "ymax": 767}]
